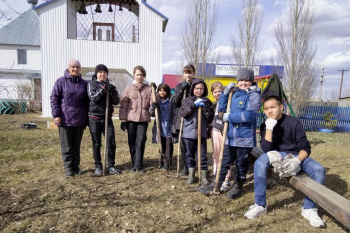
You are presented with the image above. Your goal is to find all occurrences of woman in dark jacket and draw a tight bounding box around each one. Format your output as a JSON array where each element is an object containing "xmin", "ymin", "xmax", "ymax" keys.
[{"xmin": 50, "ymin": 59, "xmax": 89, "ymax": 177}]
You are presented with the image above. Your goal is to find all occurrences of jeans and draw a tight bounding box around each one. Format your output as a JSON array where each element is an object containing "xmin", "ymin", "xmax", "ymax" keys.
[
  {"xmin": 183, "ymin": 138, "xmax": 208, "ymax": 170},
  {"xmin": 254, "ymin": 152, "xmax": 326, "ymax": 209},
  {"xmin": 127, "ymin": 121, "xmax": 148, "ymax": 170},
  {"xmin": 58, "ymin": 126, "xmax": 85, "ymax": 173},
  {"xmin": 220, "ymin": 145, "xmax": 252, "ymax": 183},
  {"xmin": 88, "ymin": 117, "xmax": 116, "ymax": 168}
]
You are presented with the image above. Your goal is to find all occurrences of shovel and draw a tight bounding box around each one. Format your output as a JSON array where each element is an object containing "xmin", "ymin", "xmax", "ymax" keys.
[
  {"xmin": 151, "ymin": 83, "xmax": 165, "ymax": 169},
  {"xmin": 176, "ymin": 89, "xmax": 187, "ymax": 177},
  {"xmin": 197, "ymin": 106, "xmax": 202, "ymax": 185},
  {"xmin": 213, "ymin": 89, "xmax": 234, "ymax": 192}
]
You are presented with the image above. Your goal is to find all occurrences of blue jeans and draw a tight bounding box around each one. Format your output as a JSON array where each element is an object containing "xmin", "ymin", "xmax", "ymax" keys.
[{"xmin": 254, "ymin": 152, "xmax": 326, "ymax": 209}]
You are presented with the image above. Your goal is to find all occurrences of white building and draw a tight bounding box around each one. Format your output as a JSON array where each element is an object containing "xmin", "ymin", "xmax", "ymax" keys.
[
  {"xmin": 0, "ymin": 9, "xmax": 41, "ymax": 109},
  {"xmin": 34, "ymin": 0, "xmax": 168, "ymax": 117}
]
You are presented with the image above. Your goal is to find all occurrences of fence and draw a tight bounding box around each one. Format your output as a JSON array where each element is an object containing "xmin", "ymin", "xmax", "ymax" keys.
[{"xmin": 299, "ymin": 106, "xmax": 350, "ymax": 132}]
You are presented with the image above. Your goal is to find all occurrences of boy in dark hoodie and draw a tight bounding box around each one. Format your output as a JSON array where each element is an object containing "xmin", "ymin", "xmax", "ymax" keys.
[
  {"xmin": 178, "ymin": 78, "xmax": 214, "ymax": 185},
  {"xmin": 87, "ymin": 64, "xmax": 120, "ymax": 175}
]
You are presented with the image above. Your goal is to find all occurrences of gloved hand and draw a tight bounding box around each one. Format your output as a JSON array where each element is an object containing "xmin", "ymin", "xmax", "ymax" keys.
[
  {"xmin": 224, "ymin": 82, "xmax": 236, "ymax": 95},
  {"xmin": 120, "ymin": 122, "xmax": 127, "ymax": 131},
  {"xmin": 151, "ymin": 102, "xmax": 159, "ymax": 109},
  {"xmin": 181, "ymin": 82, "xmax": 189, "ymax": 91},
  {"xmin": 265, "ymin": 118, "xmax": 277, "ymax": 131},
  {"xmin": 151, "ymin": 82, "xmax": 157, "ymax": 90},
  {"xmin": 194, "ymin": 98, "xmax": 205, "ymax": 108},
  {"xmin": 223, "ymin": 112, "xmax": 230, "ymax": 122},
  {"xmin": 282, "ymin": 157, "xmax": 301, "ymax": 174},
  {"xmin": 104, "ymin": 83, "xmax": 113, "ymax": 91}
]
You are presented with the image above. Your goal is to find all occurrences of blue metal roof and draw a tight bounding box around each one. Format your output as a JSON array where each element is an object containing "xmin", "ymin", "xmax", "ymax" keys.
[
  {"xmin": 141, "ymin": 0, "xmax": 168, "ymax": 32},
  {"xmin": 0, "ymin": 9, "xmax": 40, "ymax": 46}
]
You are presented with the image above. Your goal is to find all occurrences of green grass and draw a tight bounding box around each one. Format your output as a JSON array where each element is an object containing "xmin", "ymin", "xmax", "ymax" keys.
[{"xmin": 0, "ymin": 113, "xmax": 349, "ymax": 232}]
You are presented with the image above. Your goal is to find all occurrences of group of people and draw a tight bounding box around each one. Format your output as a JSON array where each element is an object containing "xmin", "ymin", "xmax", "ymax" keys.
[{"xmin": 50, "ymin": 59, "xmax": 326, "ymax": 228}]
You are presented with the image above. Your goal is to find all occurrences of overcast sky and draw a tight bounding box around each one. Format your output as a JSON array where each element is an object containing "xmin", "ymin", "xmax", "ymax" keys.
[{"xmin": 1, "ymin": 0, "xmax": 349, "ymax": 100}]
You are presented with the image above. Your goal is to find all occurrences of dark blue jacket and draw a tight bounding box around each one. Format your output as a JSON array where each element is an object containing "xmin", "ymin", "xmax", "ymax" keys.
[
  {"xmin": 50, "ymin": 70, "xmax": 89, "ymax": 126},
  {"xmin": 219, "ymin": 85, "xmax": 261, "ymax": 147},
  {"xmin": 260, "ymin": 114, "xmax": 311, "ymax": 156}
]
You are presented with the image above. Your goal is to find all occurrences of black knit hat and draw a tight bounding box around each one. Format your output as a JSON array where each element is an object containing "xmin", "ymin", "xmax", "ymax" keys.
[
  {"xmin": 236, "ymin": 68, "xmax": 255, "ymax": 83},
  {"xmin": 95, "ymin": 64, "xmax": 108, "ymax": 75}
]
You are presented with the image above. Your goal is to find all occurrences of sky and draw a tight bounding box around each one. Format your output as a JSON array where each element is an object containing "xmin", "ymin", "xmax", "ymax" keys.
[{"xmin": 1, "ymin": 0, "xmax": 349, "ymax": 100}]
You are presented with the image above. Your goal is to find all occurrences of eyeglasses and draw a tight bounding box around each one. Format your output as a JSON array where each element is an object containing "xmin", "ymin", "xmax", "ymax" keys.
[{"xmin": 194, "ymin": 88, "xmax": 204, "ymax": 91}]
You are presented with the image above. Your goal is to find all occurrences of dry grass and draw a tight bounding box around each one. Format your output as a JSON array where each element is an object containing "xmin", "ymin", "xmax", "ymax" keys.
[{"xmin": 0, "ymin": 113, "xmax": 349, "ymax": 233}]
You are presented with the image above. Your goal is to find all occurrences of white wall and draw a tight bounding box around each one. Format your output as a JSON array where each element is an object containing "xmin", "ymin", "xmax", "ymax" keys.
[
  {"xmin": 37, "ymin": 0, "xmax": 165, "ymax": 117},
  {"xmin": 0, "ymin": 45, "xmax": 41, "ymax": 70}
]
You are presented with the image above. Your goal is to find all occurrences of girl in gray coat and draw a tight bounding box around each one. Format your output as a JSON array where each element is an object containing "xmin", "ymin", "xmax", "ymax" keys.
[{"xmin": 178, "ymin": 78, "xmax": 214, "ymax": 185}]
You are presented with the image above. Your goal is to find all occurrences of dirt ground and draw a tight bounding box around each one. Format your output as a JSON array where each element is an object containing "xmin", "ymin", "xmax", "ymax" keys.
[{"xmin": 0, "ymin": 113, "xmax": 349, "ymax": 232}]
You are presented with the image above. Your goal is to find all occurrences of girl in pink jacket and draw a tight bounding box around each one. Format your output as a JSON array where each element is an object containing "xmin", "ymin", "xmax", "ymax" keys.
[{"xmin": 119, "ymin": 66, "xmax": 152, "ymax": 174}]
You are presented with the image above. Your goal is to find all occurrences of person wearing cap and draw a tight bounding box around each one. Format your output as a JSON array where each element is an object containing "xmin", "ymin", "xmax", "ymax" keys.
[
  {"xmin": 199, "ymin": 68, "xmax": 261, "ymax": 198},
  {"xmin": 87, "ymin": 64, "xmax": 121, "ymax": 175},
  {"xmin": 50, "ymin": 59, "xmax": 89, "ymax": 177}
]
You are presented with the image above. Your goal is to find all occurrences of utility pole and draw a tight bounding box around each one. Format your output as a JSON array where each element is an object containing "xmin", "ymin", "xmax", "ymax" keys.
[
  {"xmin": 319, "ymin": 68, "xmax": 325, "ymax": 101},
  {"xmin": 338, "ymin": 68, "xmax": 349, "ymax": 100}
]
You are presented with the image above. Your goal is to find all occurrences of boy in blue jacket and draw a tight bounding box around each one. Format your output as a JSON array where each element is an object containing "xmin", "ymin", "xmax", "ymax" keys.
[{"xmin": 201, "ymin": 68, "xmax": 261, "ymax": 197}]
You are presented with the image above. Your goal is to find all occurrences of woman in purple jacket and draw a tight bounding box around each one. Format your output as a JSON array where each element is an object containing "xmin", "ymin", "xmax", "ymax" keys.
[{"xmin": 50, "ymin": 59, "xmax": 89, "ymax": 177}]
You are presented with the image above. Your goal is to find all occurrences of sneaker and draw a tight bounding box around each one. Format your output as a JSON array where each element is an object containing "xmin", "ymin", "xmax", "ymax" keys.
[
  {"xmin": 244, "ymin": 204, "xmax": 267, "ymax": 219},
  {"xmin": 108, "ymin": 166, "xmax": 122, "ymax": 174},
  {"xmin": 301, "ymin": 207, "xmax": 325, "ymax": 228},
  {"xmin": 220, "ymin": 180, "xmax": 231, "ymax": 192},
  {"xmin": 65, "ymin": 170, "xmax": 74, "ymax": 178},
  {"xmin": 95, "ymin": 167, "xmax": 103, "ymax": 175}
]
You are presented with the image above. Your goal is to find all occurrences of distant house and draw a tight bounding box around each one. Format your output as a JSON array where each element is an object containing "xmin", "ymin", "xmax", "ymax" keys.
[
  {"xmin": 33, "ymin": 0, "xmax": 168, "ymax": 117},
  {"xmin": 0, "ymin": 9, "xmax": 41, "ymax": 104}
]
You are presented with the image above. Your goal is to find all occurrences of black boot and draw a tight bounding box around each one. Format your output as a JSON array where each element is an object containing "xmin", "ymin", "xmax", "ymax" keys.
[
  {"xmin": 199, "ymin": 180, "xmax": 223, "ymax": 196},
  {"xmin": 226, "ymin": 181, "xmax": 243, "ymax": 199},
  {"xmin": 181, "ymin": 166, "xmax": 189, "ymax": 176}
]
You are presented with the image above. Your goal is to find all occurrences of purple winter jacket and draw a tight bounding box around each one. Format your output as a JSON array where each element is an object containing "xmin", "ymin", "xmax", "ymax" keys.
[{"xmin": 50, "ymin": 70, "xmax": 89, "ymax": 127}]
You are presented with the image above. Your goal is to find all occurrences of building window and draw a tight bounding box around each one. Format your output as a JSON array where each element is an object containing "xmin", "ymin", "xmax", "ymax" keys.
[{"xmin": 17, "ymin": 49, "xmax": 27, "ymax": 64}]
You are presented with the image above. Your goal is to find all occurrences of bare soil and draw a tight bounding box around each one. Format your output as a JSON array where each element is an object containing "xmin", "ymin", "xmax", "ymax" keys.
[{"xmin": 0, "ymin": 113, "xmax": 349, "ymax": 232}]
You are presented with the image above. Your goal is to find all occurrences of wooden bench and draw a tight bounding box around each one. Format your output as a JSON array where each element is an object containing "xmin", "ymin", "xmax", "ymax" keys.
[{"xmin": 251, "ymin": 147, "xmax": 350, "ymax": 229}]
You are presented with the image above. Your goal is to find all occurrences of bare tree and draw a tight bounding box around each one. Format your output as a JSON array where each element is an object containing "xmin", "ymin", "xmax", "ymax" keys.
[
  {"xmin": 274, "ymin": 0, "xmax": 318, "ymax": 116},
  {"xmin": 108, "ymin": 73, "xmax": 133, "ymax": 98},
  {"xmin": 180, "ymin": 0, "xmax": 219, "ymax": 80},
  {"xmin": 231, "ymin": 0, "xmax": 263, "ymax": 68}
]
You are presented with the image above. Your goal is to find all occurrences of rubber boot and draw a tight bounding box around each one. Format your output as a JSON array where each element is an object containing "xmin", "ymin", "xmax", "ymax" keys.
[
  {"xmin": 187, "ymin": 168, "xmax": 195, "ymax": 184},
  {"xmin": 200, "ymin": 170, "xmax": 210, "ymax": 186},
  {"xmin": 226, "ymin": 181, "xmax": 243, "ymax": 199}
]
